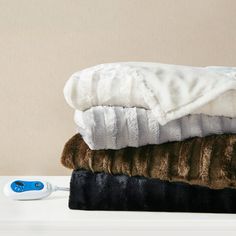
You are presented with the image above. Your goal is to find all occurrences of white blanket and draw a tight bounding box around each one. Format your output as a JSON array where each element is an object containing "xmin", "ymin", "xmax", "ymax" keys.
[
  {"xmin": 64, "ymin": 62, "xmax": 236, "ymax": 125},
  {"xmin": 75, "ymin": 106, "xmax": 236, "ymax": 150}
]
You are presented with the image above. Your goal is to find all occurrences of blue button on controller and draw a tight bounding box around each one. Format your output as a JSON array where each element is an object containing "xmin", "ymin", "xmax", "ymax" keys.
[{"xmin": 11, "ymin": 180, "xmax": 44, "ymax": 192}]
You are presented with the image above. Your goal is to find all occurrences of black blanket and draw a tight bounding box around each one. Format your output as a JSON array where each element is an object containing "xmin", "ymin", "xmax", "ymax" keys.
[{"xmin": 69, "ymin": 170, "xmax": 236, "ymax": 213}]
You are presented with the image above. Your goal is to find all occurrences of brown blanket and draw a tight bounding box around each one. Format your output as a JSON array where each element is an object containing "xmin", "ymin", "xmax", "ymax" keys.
[{"xmin": 61, "ymin": 133, "xmax": 236, "ymax": 189}]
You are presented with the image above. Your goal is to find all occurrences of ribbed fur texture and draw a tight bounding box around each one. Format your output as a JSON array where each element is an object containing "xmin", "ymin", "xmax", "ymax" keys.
[
  {"xmin": 62, "ymin": 133, "xmax": 236, "ymax": 189},
  {"xmin": 69, "ymin": 169, "xmax": 236, "ymax": 213},
  {"xmin": 75, "ymin": 108, "xmax": 236, "ymax": 150},
  {"xmin": 64, "ymin": 62, "xmax": 236, "ymax": 125}
]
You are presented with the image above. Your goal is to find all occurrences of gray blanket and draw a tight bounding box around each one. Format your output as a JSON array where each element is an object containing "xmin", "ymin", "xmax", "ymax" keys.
[{"xmin": 74, "ymin": 106, "xmax": 236, "ymax": 150}]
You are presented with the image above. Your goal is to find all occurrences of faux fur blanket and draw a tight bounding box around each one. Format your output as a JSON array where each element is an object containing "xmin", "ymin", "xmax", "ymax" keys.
[
  {"xmin": 69, "ymin": 169, "xmax": 236, "ymax": 213},
  {"xmin": 75, "ymin": 107, "xmax": 236, "ymax": 150},
  {"xmin": 62, "ymin": 134, "xmax": 236, "ymax": 190},
  {"xmin": 64, "ymin": 62, "xmax": 236, "ymax": 125}
]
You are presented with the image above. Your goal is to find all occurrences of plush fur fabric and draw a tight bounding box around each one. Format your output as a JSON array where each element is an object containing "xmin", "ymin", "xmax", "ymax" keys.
[
  {"xmin": 64, "ymin": 62, "xmax": 236, "ymax": 125},
  {"xmin": 75, "ymin": 108, "xmax": 236, "ymax": 150},
  {"xmin": 69, "ymin": 169, "xmax": 236, "ymax": 213},
  {"xmin": 62, "ymin": 133, "xmax": 236, "ymax": 189}
]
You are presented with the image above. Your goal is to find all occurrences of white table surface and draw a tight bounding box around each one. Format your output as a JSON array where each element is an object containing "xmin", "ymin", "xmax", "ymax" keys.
[{"xmin": 1, "ymin": 176, "xmax": 236, "ymax": 236}]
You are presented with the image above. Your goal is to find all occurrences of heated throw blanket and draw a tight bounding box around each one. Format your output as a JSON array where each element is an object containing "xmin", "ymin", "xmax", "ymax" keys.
[
  {"xmin": 64, "ymin": 62, "xmax": 236, "ymax": 125},
  {"xmin": 62, "ymin": 133, "xmax": 236, "ymax": 190},
  {"xmin": 69, "ymin": 169, "xmax": 236, "ymax": 213},
  {"xmin": 75, "ymin": 107, "xmax": 236, "ymax": 150}
]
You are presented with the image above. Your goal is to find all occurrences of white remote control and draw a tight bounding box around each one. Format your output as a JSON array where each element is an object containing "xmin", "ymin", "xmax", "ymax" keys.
[{"xmin": 3, "ymin": 179, "xmax": 69, "ymax": 200}]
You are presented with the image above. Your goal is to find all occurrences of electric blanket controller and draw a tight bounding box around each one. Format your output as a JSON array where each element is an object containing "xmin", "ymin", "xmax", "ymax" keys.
[{"xmin": 4, "ymin": 180, "xmax": 69, "ymax": 200}]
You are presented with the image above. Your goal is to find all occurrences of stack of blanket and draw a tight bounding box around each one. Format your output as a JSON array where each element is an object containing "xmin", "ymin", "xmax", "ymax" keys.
[{"xmin": 61, "ymin": 62, "xmax": 236, "ymax": 213}]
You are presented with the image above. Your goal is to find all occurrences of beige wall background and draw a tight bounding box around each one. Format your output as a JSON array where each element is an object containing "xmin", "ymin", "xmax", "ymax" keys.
[{"xmin": 0, "ymin": 0, "xmax": 236, "ymax": 175}]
